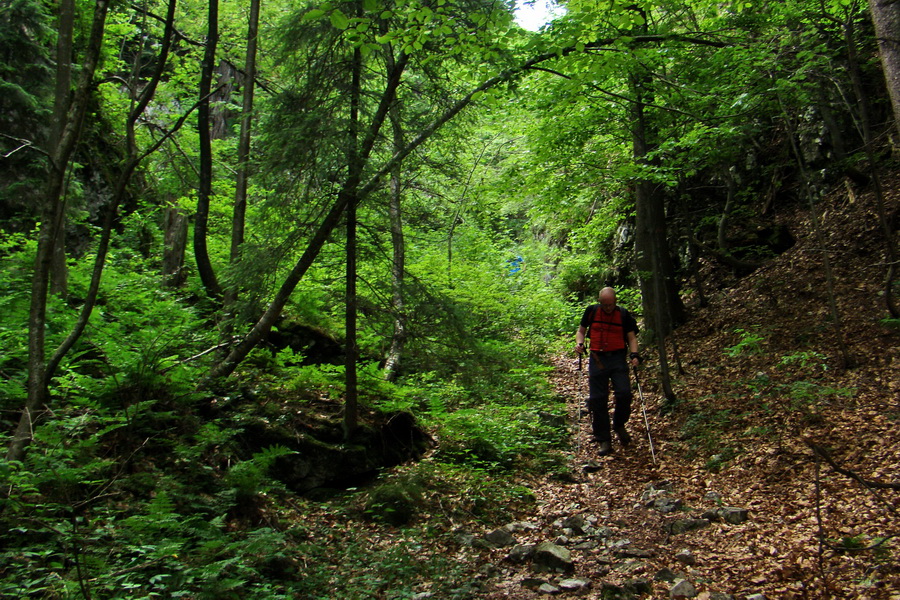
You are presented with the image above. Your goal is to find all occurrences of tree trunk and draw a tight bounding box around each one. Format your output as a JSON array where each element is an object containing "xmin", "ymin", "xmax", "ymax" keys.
[
  {"xmin": 48, "ymin": 0, "xmax": 75, "ymax": 297},
  {"xmin": 206, "ymin": 51, "xmax": 413, "ymax": 384},
  {"xmin": 195, "ymin": 0, "xmax": 222, "ymax": 300},
  {"xmin": 868, "ymin": 0, "xmax": 900, "ymax": 138},
  {"xmin": 343, "ymin": 18, "xmax": 363, "ymax": 439},
  {"xmin": 383, "ymin": 97, "xmax": 407, "ymax": 382},
  {"xmin": 630, "ymin": 76, "xmax": 684, "ymax": 339},
  {"xmin": 207, "ymin": 43, "xmax": 580, "ymax": 382},
  {"xmin": 9, "ymin": 0, "xmax": 111, "ymax": 462},
  {"xmin": 225, "ymin": 0, "xmax": 260, "ymax": 310},
  {"xmin": 164, "ymin": 199, "xmax": 189, "ymax": 287}
]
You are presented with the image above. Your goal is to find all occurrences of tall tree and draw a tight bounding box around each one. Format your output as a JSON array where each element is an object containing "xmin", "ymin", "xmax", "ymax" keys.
[
  {"xmin": 9, "ymin": 0, "xmax": 111, "ymax": 462},
  {"xmin": 868, "ymin": 0, "xmax": 900, "ymax": 137},
  {"xmin": 195, "ymin": 0, "xmax": 223, "ymax": 300}
]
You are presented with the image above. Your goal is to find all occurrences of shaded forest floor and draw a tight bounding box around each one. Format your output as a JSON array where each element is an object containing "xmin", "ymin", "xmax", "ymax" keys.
[
  {"xmin": 246, "ymin": 171, "xmax": 899, "ymax": 599},
  {"xmin": 469, "ymin": 172, "xmax": 900, "ymax": 599}
]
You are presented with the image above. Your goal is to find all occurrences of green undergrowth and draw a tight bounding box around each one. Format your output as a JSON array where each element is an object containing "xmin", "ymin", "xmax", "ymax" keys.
[
  {"xmin": 0, "ymin": 338, "xmax": 567, "ymax": 599},
  {"xmin": 675, "ymin": 330, "xmax": 856, "ymax": 472}
]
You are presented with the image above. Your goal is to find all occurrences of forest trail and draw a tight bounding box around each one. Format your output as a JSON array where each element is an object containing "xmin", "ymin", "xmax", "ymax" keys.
[
  {"xmin": 473, "ymin": 177, "xmax": 900, "ymax": 600},
  {"xmin": 477, "ymin": 349, "xmax": 899, "ymax": 600}
]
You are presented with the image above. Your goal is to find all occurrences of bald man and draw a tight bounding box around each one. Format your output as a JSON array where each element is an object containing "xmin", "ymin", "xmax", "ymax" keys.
[{"xmin": 574, "ymin": 287, "xmax": 640, "ymax": 457}]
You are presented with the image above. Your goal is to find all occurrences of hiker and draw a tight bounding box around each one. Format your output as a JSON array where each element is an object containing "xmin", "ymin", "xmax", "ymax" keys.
[{"xmin": 574, "ymin": 287, "xmax": 640, "ymax": 456}]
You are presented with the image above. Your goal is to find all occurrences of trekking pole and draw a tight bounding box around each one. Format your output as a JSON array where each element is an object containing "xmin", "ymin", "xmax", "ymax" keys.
[{"xmin": 632, "ymin": 365, "xmax": 657, "ymax": 465}]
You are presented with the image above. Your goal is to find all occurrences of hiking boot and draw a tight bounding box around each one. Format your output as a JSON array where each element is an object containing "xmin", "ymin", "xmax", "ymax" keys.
[
  {"xmin": 597, "ymin": 441, "xmax": 612, "ymax": 457},
  {"xmin": 615, "ymin": 426, "xmax": 631, "ymax": 447}
]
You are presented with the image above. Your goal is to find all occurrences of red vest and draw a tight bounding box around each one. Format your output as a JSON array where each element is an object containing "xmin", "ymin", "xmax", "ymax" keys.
[{"xmin": 588, "ymin": 306, "xmax": 626, "ymax": 352}]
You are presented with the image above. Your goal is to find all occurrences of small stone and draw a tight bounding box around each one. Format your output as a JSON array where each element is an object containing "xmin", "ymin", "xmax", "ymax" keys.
[
  {"xmin": 521, "ymin": 577, "xmax": 547, "ymax": 590},
  {"xmin": 559, "ymin": 577, "xmax": 591, "ymax": 592},
  {"xmin": 745, "ymin": 595, "xmax": 766, "ymax": 600},
  {"xmin": 561, "ymin": 514, "xmax": 588, "ymax": 533},
  {"xmin": 704, "ymin": 491, "xmax": 722, "ymax": 503},
  {"xmin": 675, "ymin": 549, "xmax": 696, "ymax": 565},
  {"xmin": 574, "ymin": 540, "xmax": 599, "ymax": 550},
  {"xmin": 669, "ymin": 518, "xmax": 711, "ymax": 535},
  {"xmin": 654, "ymin": 567, "xmax": 680, "ymax": 582},
  {"xmin": 652, "ymin": 497, "xmax": 684, "ymax": 513},
  {"xmin": 718, "ymin": 507, "xmax": 749, "ymax": 525},
  {"xmin": 538, "ymin": 583, "xmax": 560, "ymax": 594},
  {"xmin": 483, "ymin": 527, "xmax": 516, "ymax": 547},
  {"xmin": 706, "ymin": 593, "xmax": 735, "ymax": 600},
  {"xmin": 615, "ymin": 547, "xmax": 655, "ymax": 559},
  {"xmin": 624, "ymin": 578, "xmax": 653, "ymax": 595},
  {"xmin": 533, "ymin": 541, "xmax": 574, "ymax": 573},
  {"xmin": 670, "ymin": 578, "xmax": 698, "ymax": 598},
  {"xmin": 507, "ymin": 544, "xmax": 536, "ymax": 563},
  {"xmin": 412, "ymin": 593, "xmax": 433, "ymax": 600}
]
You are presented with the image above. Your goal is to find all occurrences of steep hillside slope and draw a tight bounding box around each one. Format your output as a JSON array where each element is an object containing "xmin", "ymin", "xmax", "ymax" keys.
[{"xmin": 482, "ymin": 168, "xmax": 900, "ymax": 599}]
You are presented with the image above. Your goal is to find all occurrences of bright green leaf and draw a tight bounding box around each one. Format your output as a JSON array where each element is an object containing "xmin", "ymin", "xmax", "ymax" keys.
[{"xmin": 330, "ymin": 9, "xmax": 350, "ymax": 30}]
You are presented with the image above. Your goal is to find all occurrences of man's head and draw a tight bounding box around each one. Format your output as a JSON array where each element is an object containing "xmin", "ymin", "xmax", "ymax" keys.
[{"xmin": 599, "ymin": 287, "xmax": 616, "ymax": 313}]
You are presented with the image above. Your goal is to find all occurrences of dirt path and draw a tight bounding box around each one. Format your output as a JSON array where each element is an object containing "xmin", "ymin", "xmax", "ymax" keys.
[{"xmin": 477, "ymin": 353, "xmax": 899, "ymax": 600}]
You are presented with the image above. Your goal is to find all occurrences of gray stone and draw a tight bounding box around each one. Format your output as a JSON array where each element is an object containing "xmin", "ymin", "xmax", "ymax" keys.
[
  {"xmin": 559, "ymin": 578, "xmax": 591, "ymax": 593},
  {"xmin": 704, "ymin": 491, "xmax": 722, "ymax": 503},
  {"xmin": 651, "ymin": 497, "xmax": 684, "ymax": 513},
  {"xmin": 674, "ymin": 549, "xmax": 696, "ymax": 565},
  {"xmin": 561, "ymin": 514, "xmax": 589, "ymax": 534},
  {"xmin": 669, "ymin": 579, "xmax": 698, "ymax": 598},
  {"xmin": 507, "ymin": 544, "xmax": 536, "ymax": 563},
  {"xmin": 615, "ymin": 547, "xmax": 656, "ymax": 559},
  {"xmin": 718, "ymin": 507, "xmax": 749, "ymax": 525},
  {"xmin": 593, "ymin": 526, "xmax": 614, "ymax": 539},
  {"xmin": 624, "ymin": 578, "xmax": 652, "ymax": 595},
  {"xmin": 505, "ymin": 521, "xmax": 539, "ymax": 533},
  {"xmin": 574, "ymin": 540, "xmax": 599, "ymax": 550},
  {"xmin": 707, "ymin": 593, "xmax": 735, "ymax": 600},
  {"xmin": 654, "ymin": 567, "xmax": 680, "ymax": 582},
  {"xmin": 521, "ymin": 577, "xmax": 546, "ymax": 590},
  {"xmin": 538, "ymin": 583, "xmax": 560, "ymax": 594},
  {"xmin": 533, "ymin": 541, "xmax": 574, "ymax": 573},
  {"xmin": 745, "ymin": 595, "xmax": 766, "ymax": 600},
  {"xmin": 483, "ymin": 527, "xmax": 516, "ymax": 547},
  {"xmin": 669, "ymin": 518, "xmax": 711, "ymax": 535},
  {"xmin": 701, "ymin": 510, "xmax": 720, "ymax": 522},
  {"xmin": 412, "ymin": 593, "xmax": 433, "ymax": 600}
]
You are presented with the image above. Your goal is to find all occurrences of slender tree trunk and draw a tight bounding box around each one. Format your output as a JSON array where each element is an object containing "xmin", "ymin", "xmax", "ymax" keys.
[
  {"xmin": 164, "ymin": 199, "xmax": 189, "ymax": 287},
  {"xmin": 868, "ymin": 0, "xmax": 900, "ymax": 138},
  {"xmin": 629, "ymin": 61, "xmax": 679, "ymax": 403},
  {"xmin": 344, "ymin": 195, "xmax": 359, "ymax": 438},
  {"xmin": 224, "ymin": 0, "xmax": 260, "ymax": 311},
  {"xmin": 48, "ymin": 0, "xmax": 75, "ymax": 297},
  {"xmin": 383, "ymin": 96, "xmax": 406, "ymax": 382},
  {"xmin": 208, "ymin": 43, "xmax": 584, "ymax": 382},
  {"xmin": 206, "ymin": 52, "xmax": 411, "ymax": 383},
  {"xmin": 631, "ymin": 74, "xmax": 684, "ymax": 339},
  {"xmin": 343, "ymin": 15, "xmax": 363, "ymax": 438},
  {"xmin": 195, "ymin": 0, "xmax": 222, "ymax": 300},
  {"xmin": 9, "ymin": 0, "xmax": 111, "ymax": 462}
]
